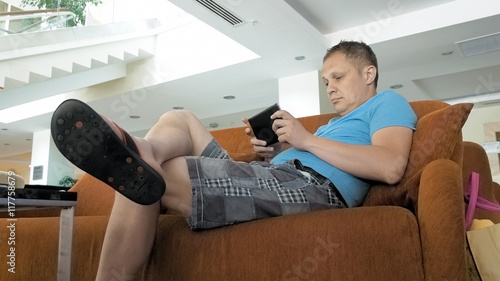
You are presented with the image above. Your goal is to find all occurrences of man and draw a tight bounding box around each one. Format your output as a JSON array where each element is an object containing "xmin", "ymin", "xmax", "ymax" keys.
[{"xmin": 51, "ymin": 41, "xmax": 416, "ymax": 280}]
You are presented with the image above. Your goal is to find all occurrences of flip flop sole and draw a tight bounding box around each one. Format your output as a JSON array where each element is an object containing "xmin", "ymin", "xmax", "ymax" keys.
[{"xmin": 51, "ymin": 99, "xmax": 165, "ymax": 205}]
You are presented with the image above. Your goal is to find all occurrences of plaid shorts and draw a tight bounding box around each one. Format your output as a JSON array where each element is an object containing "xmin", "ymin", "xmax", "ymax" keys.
[{"xmin": 185, "ymin": 139, "xmax": 346, "ymax": 230}]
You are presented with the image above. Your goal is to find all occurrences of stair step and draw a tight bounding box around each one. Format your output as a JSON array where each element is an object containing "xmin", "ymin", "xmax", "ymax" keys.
[
  {"xmin": 90, "ymin": 58, "xmax": 107, "ymax": 68},
  {"xmin": 107, "ymin": 54, "xmax": 124, "ymax": 64},
  {"xmin": 72, "ymin": 62, "xmax": 90, "ymax": 73},
  {"xmin": 138, "ymin": 48, "xmax": 154, "ymax": 58},
  {"xmin": 51, "ymin": 67, "xmax": 71, "ymax": 79},
  {"xmin": 29, "ymin": 72, "xmax": 50, "ymax": 84},
  {"xmin": 3, "ymin": 77, "xmax": 27, "ymax": 90},
  {"xmin": 123, "ymin": 51, "xmax": 137, "ymax": 61}
]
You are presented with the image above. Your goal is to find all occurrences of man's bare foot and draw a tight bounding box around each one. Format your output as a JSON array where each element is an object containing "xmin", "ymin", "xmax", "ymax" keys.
[{"xmin": 51, "ymin": 99, "xmax": 165, "ymax": 205}]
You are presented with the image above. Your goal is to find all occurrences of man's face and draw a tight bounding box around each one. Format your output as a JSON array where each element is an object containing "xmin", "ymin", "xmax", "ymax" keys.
[{"xmin": 321, "ymin": 52, "xmax": 375, "ymax": 116}]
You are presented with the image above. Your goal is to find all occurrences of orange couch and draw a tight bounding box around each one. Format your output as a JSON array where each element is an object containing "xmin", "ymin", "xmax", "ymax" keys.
[{"xmin": 4, "ymin": 100, "xmax": 500, "ymax": 281}]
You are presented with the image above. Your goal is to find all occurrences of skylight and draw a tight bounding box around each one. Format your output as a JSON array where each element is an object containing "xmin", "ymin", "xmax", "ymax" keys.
[
  {"xmin": 0, "ymin": 0, "xmax": 259, "ymax": 123},
  {"xmin": 87, "ymin": 0, "xmax": 260, "ymax": 81}
]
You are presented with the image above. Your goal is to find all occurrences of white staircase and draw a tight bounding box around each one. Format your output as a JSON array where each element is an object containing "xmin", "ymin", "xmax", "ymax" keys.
[{"xmin": 0, "ymin": 18, "xmax": 162, "ymax": 110}]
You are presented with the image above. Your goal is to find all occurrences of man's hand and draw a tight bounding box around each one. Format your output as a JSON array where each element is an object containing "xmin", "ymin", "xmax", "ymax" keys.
[
  {"xmin": 271, "ymin": 110, "xmax": 313, "ymax": 151},
  {"xmin": 242, "ymin": 117, "xmax": 281, "ymax": 160}
]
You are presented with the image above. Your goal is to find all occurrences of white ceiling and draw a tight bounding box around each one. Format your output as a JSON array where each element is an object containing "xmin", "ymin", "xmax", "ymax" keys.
[
  {"xmin": 1, "ymin": 0, "xmax": 500, "ymax": 166},
  {"xmin": 285, "ymin": 0, "xmax": 456, "ymax": 33}
]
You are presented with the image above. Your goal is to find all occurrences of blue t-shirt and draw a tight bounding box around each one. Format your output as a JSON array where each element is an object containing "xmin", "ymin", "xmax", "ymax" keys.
[{"xmin": 270, "ymin": 90, "xmax": 417, "ymax": 207}]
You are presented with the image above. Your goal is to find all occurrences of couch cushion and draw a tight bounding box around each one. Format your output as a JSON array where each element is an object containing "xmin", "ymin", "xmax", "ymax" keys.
[
  {"xmin": 364, "ymin": 102, "xmax": 473, "ymax": 207},
  {"xmin": 143, "ymin": 207, "xmax": 423, "ymax": 281}
]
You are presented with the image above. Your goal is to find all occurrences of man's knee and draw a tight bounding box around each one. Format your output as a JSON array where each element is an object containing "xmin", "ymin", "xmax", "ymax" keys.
[{"xmin": 159, "ymin": 110, "xmax": 197, "ymax": 125}]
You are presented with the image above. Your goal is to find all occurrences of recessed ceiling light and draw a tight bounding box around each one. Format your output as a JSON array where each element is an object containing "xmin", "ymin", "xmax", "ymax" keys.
[
  {"xmin": 129, "ymin": 115, "xmax": 141, "ymax": 119},
  {"xmin": 223, "ymin": 95, "xmax": 235, "ymax": 100},
  {"xmin": 173, "ymin": 106, "xmax": 184, "ymax": 110},
  {"xmin": 441, "ymin": 50, "xmax": 454, "ymax": 56},
  {"xmin": 295, "ymin": 56, "xmax": 306, "ymax": 61},
  {"xmin": 390, "ymin": 84, "xmax": 403, "ymax": 89}
]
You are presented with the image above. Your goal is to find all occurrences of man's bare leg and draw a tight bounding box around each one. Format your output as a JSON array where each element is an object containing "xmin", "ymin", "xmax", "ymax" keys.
[
  {"xmin": 95, "ymin": 110, "xmax": 214, "ymax": 280},
  {"xmin": 95, "ymin": 196, "xmax": 160, "ymax": 281}
]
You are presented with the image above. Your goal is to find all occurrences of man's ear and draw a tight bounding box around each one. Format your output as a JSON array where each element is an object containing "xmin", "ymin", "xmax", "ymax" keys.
[{"xmin": 364, "ymin": 65, "xmax": 377, "ymax": 85}]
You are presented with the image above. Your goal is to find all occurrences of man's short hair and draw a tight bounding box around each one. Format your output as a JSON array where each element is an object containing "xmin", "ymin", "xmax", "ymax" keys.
[{"xmin": 324, "ymin": 41, "xmax": 379, "ymax": 88}]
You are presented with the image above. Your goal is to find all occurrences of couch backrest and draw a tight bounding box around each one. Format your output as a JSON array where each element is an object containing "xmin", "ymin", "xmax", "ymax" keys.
[{"xmin": 363, "ymin": 100, "xmax": 473, "ymax": 208}]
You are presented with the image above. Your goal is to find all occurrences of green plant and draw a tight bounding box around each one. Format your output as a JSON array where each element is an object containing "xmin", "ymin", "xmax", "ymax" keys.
[
  {"xmin": 58, "ymin": 175, "xmax": 78, "ymax": 188},
  {"xmin": 21, "ymin": 0, "xmax": 102, "ymax": 26}
]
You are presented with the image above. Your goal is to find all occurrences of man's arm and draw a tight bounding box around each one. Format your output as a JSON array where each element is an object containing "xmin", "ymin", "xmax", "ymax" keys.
[
  {"xmin": 272, "ymin": 111, "xmax": 413, "ymax": 185},
  {"xmin": 305, "ymin": 126, "xmax": 412, "ymax": 184}
]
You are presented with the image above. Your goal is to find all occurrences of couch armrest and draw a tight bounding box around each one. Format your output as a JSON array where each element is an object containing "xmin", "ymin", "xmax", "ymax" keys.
[{"xmin": 417, "ymin": 159, "xmax": 466, "ymax": 281}]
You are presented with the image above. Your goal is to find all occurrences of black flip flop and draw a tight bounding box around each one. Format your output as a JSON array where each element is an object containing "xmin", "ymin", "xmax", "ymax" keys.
[{"xmin": 51, "ymin": 99, "xmax": 165, "ymax": 205}]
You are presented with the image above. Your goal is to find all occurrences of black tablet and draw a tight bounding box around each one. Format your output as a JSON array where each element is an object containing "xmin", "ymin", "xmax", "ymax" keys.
[{"xmin": 248, "ymin": 103, "xmax": 281, "ymax": 146}]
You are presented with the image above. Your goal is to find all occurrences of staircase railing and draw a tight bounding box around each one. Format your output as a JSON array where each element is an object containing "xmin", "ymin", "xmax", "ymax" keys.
[{"xmin": 0, "ymin": 9, "xmax": 75, "ymax": 36}]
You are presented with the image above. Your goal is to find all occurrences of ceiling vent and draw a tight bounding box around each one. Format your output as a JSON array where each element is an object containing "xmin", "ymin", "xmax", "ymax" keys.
[
  {"xmin": 456, "ymin": 32, "xmax": 500, "ymax": 57},
  {"xmin": 195, "ymin": 0, "xmax": 244, "ymax": 26}
]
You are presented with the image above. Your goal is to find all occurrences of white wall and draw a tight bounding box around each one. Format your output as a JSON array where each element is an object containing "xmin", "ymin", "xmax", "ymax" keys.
[{"xmin": 462, "ymin": 104, "xmax": 500, "ymax": 183}]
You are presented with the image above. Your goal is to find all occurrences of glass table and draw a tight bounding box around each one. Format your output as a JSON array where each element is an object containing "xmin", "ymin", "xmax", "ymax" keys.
[{"xmin": 0, "ymin": 183, "xmax": 77, "ymax": 281}]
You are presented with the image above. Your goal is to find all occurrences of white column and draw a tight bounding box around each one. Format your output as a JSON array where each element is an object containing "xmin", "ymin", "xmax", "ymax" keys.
[
  {"xmin": 30, "ymin": 129, "xmax": 75, "ymax": 186},
  {"xmin": 278, "ymin": 70, "xmax": 332, "ymax": 118}
]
